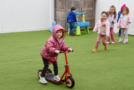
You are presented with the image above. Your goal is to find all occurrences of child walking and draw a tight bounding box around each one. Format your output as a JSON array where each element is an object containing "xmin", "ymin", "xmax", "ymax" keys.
[
  {"xmin": 67, "ymin": 7, "xmax": 78, "ymax": 36},
  {"xmin": 117, "ymin": 7, "xmax": 131, "ymax": 44},
  {"xmin": 92, "ymin": 11, "xmax": 110, "ymax": 52},
  {"xmin": 39, "ymin": 25, "xmax": 73, "ymax": 84},
  {"xmin": 107, "ymin": 5, "xmax": 117, "ymax": 44}
]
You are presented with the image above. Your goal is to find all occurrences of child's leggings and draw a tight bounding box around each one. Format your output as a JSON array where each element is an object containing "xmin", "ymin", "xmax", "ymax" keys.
[
  {"xmin": 95, "ymin": 34, "xmax": 107, "ymax": 48},
  {"xmin": 41, "ymin": 57, "xmax": 58, "ymax": 77},
  {"xmin": 107, "ymin": 28, "xmax": 115, "ymax": 42},
  {"xmin": 119, "ymin": 28, "xmax": 128, "ymax": 42}
]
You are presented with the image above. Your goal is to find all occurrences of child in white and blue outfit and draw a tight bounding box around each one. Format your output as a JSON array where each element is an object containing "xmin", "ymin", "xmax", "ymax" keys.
[{"xmin": 67, "ymin": 7, "xmax": 78, "ymax": 36}]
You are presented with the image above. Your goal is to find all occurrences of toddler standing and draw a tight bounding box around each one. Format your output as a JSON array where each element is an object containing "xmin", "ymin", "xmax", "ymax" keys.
[
  {"xmin": 117, "ymin": 7, "xmax": 131, "ymax": 44},
  {"xmin": 107, "ymin": 5, "xmax": 117, "ymax": 44},
  {"xmin": 67, "ymin": 7, "xmax": 78, "ymax": 36}
]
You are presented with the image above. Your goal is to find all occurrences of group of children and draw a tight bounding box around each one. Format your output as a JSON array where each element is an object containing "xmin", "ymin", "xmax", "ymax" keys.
[
  {"xmin": 38, "ymin": 4, "xmax": 131, "ymax": 84},
  {"xmin": 92, "ymin": 4, "xmax": 131, "ymax": 52}
]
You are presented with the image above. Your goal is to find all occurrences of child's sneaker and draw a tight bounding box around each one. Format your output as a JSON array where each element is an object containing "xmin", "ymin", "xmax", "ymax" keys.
[
  {"xmin": 123, "ymin": 41, "xmax": 127, "ymax": 44},
  {"xmin": 70, "ymin": 34, "xmax": 75, "ymax": 36},
  {"xmin": 39, "ymin": 77, "xmax": 47, "ymax": 84},
  {"xmin": 54, "ymin": 75, "xmax": 60, "ymax": 81},
  {"xmin": 118, "ymin": 41, "xmax": 122, "ymax": 43},
  {"xmin": 106, "ymin": 42, "xmax": 110, "ymax": 44},
  {"xmin": 111, "ymin": 42, "xmax": 115, "ymax": 44}
]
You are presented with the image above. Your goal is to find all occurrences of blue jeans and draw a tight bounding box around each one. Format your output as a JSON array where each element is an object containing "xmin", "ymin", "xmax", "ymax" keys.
[{"xmin": 69, "ymin": 22, "xmax": 75, "ymax": 34}]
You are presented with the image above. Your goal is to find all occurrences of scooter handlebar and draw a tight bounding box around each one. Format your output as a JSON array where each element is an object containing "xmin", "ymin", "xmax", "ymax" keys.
[
  {"xmin": 54, "ymin": 50, "xmax": 74, "ymax": 54},
  {"xmin": 68, "ymin": 50, "xmax": 74, "ymax": 52},
  {"xmin": 54, "ymin": 51, "xmax": 61, "ymax": 54}
]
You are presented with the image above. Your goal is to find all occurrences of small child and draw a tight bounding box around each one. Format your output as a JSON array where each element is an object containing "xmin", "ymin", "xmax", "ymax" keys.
[
  {"xmin": 39, "ymin": 25, "xmax": 73, "ymax": 84},
  {"xmin": 107, "ymin": 5, "xmax": 117, "ymax": 44},
  {"xmin": 92, "ymin": 11, "xmax": 110, "ymax": 52},
  {"xmin": 117, "ymin": 4, "xmax": 126, "ymax": 37},
  {"xmin": 67, "ymin": 7, "xmax": 78, "ymax": 36},
  {"xmin": 117, "ymin": 7, "xmax": 131, "ymax": 44}
]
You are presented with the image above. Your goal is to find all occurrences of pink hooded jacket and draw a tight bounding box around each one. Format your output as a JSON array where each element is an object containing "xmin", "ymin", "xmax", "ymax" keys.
[
  {"xmin": 40, "ymin": 25, "xmax": 70, "ymax": 63},
  {"xmin": 93, "ymin": 19, "xmax": 110, "ymax": 37}
]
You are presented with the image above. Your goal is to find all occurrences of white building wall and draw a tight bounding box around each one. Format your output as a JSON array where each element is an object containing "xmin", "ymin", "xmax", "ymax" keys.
[
  {"xmin": 0, "ymin": 0, "xmax": 54, "ymax": 33},
  {"xmin": 0, "ymin": 0, "xmax": 3, "ymax": 32},
  {"xmin": 95, "ymin": 0, "xmax": 134, "ymax": 35}
]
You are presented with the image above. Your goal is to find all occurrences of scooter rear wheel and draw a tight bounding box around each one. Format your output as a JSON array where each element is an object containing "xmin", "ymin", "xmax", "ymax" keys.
[
  {"xmin": 66, "ymin": 76, "xmax": 75, "ymax": 88},
  {"xmin": 38, "ymin": 68, "xmax": 52, "ymax": 78}
]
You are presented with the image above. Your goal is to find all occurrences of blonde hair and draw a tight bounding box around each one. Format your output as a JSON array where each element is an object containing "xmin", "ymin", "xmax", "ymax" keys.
[
  {"xmin": 108, "ymin": 5, "xmax": 117, "ymax": 19},
  {"xmin": 121, "ymin": 7, "xmax": 129, "ymax": 14}
]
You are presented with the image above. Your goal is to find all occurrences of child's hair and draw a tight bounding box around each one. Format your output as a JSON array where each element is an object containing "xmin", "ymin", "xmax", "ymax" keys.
[
  {"xmin": 101, "ymin": 11, "xmax": 109, "ymax": 17},
  {"xmin": 56, "ymin": 29, "xmax": 65, "ymax": 38},
  {"xmin": 121, "ymin": 7, "xmax": 129, "ymax": 14},
  {"xmin": 71, "ymin": 7, "xmax": 76, "ymax": 11},
  {"xmin": 108, "ymin": 5, "xmax": 117, "ymax": 19}
]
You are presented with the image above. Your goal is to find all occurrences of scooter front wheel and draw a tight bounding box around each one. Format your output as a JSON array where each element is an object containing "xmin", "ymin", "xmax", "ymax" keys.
[{"xmin": 66, "ymin": 76, "xmax": 75, "ymax": 88}]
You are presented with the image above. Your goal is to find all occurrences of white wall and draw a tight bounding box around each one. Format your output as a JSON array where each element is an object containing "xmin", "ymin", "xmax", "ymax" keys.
[
  {"xmin": 0, "ymin": 0, "xmax": 54, "ymax": 33},
  {"xmin": 0, "ymin": 0, "xmax": 3, "ymax": 32},
  {"xmin": 95, "ymin": 0, "xmax": 134, "ymax": 35}
]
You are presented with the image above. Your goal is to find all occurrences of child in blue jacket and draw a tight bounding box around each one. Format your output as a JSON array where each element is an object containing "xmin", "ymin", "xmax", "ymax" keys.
[{"xmin": 67, "ymin": 7, "xmax": 78, "ymax": 36}]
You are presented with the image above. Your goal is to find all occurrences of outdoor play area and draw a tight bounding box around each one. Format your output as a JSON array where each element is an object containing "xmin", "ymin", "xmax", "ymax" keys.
[
  {"xmin": 0, "ymin": 0, "xmax": 134, "ymax": 90},
  {"xmin": 0, "ymin": 31, "xmax": 134, "ymax": 90}
]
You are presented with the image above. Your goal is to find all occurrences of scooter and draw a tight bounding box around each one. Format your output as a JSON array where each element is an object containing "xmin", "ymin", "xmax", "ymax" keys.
[{"xmin": 38, "ymin": 50, "xmax": 75, "ymax": 88}]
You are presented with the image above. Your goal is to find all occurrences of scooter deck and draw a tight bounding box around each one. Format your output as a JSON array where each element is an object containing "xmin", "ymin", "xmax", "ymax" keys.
[{"xmin": 45, "ymin": 73, "xmax": 58, "ymax": 83}]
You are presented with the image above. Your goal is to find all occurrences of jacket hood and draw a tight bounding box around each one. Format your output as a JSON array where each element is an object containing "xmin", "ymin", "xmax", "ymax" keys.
[{"xmin": 52, "ymin": 25, "xmax": 66, "ymax": 42}]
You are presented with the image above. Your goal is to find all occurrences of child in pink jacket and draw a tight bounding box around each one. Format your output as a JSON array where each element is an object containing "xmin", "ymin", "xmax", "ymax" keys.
[
  {"xmin": 92, "ymin": 11, "xmax": 110, "ymax": 52},
  {"xmin": 40, "ymin": 25, "xmax": 73, "ymax": 84},
  {"xmin": 117, "ymin": 7, "xmax": 131, "ymax": 44}
]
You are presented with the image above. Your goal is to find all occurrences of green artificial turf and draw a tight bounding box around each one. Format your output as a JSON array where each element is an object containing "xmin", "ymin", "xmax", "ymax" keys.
[{"xmin": 0, "ymin": 30, "xmax": 134, "ymax": 90}]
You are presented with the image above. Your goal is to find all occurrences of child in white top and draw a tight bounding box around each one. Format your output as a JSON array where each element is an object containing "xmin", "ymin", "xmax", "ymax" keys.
[{"xmin": 107, "ymin": 5, "xmax": 117, "ymax": 44}]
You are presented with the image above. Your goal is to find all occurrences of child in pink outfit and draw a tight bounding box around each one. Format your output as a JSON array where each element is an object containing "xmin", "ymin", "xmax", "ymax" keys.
[
  {"xmin": 39, "ymin": 25, "xmax": 73, "ymax": 84},
  {"xmin": 117, "ymin": 7, "xmax": 131, "ymax": 44},
  {"xmin": 107, "ymin": 5, "xmax": 117, "ymax": 44},
  {"xmin": 92, "ymin": 11, "xmax": 110, "ymax": 52}
]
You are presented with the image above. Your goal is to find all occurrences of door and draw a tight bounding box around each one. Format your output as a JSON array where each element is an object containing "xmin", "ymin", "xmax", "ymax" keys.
[
  {"xmin": 55, "ymin": 0, "xmax": 95, "ymax": 31},
  {"xmin": 81, "ymin": 0, "xmax": 95, "ymax": 29},
  {"xmin": 54, "ymin": 0, "xmax": 66, "ymax": 29}
]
